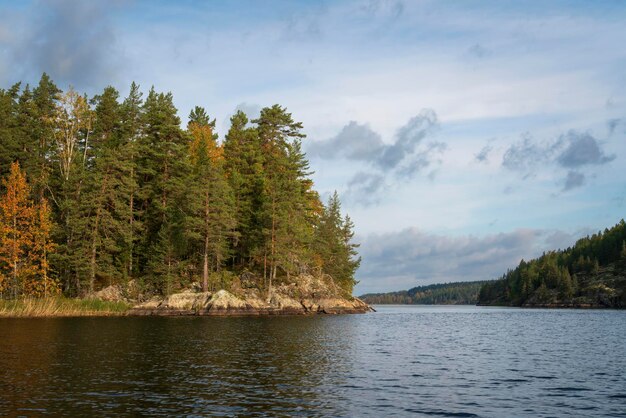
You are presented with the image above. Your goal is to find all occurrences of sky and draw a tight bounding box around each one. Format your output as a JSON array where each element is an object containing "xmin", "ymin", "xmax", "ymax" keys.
[{"xmin": 1, "ymin": 0, "xmax": 625, "ymax": 294}]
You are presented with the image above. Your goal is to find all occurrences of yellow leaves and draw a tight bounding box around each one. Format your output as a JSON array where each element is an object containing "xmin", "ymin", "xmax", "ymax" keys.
[
  {"xmin": 47, "ymin": 87, "xmax": 93, "ymax": 181},
  {"xmin": 0, "ymin": 162, "xmax": 33, "ymax": 295},
  {"xmin": 27, "ymin": 198, "xmax": 58, "ymax": 297},
  {"xmin": 0, "ymin": 162, "xmax": 57, "ymax": 297},
  {"xmin": 188, "ymin": 123, "xmax": 224, "ymax": 165}
]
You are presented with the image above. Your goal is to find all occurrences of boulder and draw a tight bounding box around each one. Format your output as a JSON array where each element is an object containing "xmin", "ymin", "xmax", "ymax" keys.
[
  {"xmin": 269, "ymin": 292, "xmax": 306, "ymax": 313},
  {"xmin": 160, "ymin": 290, "xmax": 211, "ymax": 311},
  {"xmin": 205, "ymin": 290, "xmax": 248, "ymax": 311},
  {"xmin": 92, "ymin": 285, "xmax": 124, "ymax": 302}
]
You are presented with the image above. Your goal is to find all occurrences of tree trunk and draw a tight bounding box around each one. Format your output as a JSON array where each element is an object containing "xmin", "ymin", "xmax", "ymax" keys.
[
  {"xmin": 43, "ymin": 248, "xmax": 47, "ymax": 298},
  {"xmin": 202, "ymin": 190, "xmax": 210, "ymax": 292},
  {"xmin": 203, "ymin": 237, "xmax": 209, "ymax": 293},
  {"xmin": 129, "ymin": 161, "xmax": 134, "ymax": 277},
  {"xmin": 13, "ymin": 213, "xmax": 17, "ymax": 298},
  {"xmin": 89, "ymin": 170, "xmax": 109, "ymax": 294},
  {"xmin": 89, "ymin": 238, "xmax": 97, "ymax": 294},
  {"xmin": 270, "ymin": 196, "xmax": 276, "ymax": 283}
]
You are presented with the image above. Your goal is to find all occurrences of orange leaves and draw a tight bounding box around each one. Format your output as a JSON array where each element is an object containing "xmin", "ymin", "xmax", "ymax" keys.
[
  {"xmin": 27, "ymin": 198, "xmax": 58, "ymax": 297},
  {"xmin": 0, "ymin": 162, "xmax": 33, "ymax": 295},
  {"xmin": 189, "ymin": 123, "xmax": 224, "ymax": 166},
  {"xmin": 0, "ymin": 162, "xmax": 57, "ymax": 297}
]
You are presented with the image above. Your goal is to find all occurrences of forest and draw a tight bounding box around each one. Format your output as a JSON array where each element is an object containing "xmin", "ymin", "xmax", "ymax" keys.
[
  {"xmin": 360, "ymin": 280, "xmax": 490, "ymax": 305},
  {"xmin": 478, "ymin": 219, "xmax": 626, "ymax": 307},
  {"xmin": 0, "ymin": 74, "xmax": 360, "ymax": 300}
]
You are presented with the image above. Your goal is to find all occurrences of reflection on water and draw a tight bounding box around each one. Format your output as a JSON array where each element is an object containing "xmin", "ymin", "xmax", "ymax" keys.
[{"xmin": 1, "ymin": 306, "xmax": 625, "ymax": 417}]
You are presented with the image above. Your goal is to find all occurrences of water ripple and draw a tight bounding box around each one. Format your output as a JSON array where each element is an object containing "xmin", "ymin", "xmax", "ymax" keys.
[{"xmin": 0, "ymin": 306, "xmax": 625, "ymax": 417}]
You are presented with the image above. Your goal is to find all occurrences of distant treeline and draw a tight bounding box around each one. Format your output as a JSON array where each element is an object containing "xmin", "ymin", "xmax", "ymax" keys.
[
  {"xmin": 360, "ymin": 280, "xmax": 491, "ymax": 305},
  {"xmin": 478, "ymin": 219, "xmax": 626, "ymax": 307},
  {"xmin": 0, "ymin": 74, "xmax": 360, "ymax": 299}
]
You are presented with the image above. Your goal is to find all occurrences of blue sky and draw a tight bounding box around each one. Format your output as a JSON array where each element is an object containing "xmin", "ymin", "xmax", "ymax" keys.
[{"xmin": 1, "ymin": 0, "xmax": 625, "ymax": 294}]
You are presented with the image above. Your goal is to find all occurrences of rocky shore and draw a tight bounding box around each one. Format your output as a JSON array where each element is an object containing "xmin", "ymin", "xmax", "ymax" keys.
[
  {"xmin": 94, "ymin": 274, "xmax": 372, "ymax": 316},
  {"xmin": 129, "ymin": 289, "xmax": 371, "ymax": 316}
]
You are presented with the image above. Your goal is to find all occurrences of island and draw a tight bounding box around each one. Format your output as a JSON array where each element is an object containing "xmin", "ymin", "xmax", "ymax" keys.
[
  {"xmin": 478, "ymin": 220, "xmax": 626, "ymax": 308},
  {"xmin": 360, "ymin": 220, "xmax": 626, "ymax": 309},
  {"xmin": 0, "ymin": 74, "xmax": 368, "ymax": 317},
  {"xmin": 360, "ymin": 280, "xmax": 490, "ymax": 305}
]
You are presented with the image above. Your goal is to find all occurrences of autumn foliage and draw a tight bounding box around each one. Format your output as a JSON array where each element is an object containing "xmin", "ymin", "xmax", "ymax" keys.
[
  {"xmin": 0, "ymin": 77, "xmax": 361, "ymax": 298},
  {"xmin": 0, "ymin": 162, "xmax": 57, "ymax": 297}
]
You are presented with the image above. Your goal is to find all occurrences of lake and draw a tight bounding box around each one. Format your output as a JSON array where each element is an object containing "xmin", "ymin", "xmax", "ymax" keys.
[{"xmin": 1, "ymin": 306, "xmax": 625, "ymax": 417}]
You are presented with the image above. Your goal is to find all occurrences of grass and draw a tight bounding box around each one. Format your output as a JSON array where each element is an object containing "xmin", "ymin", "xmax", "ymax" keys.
[{"xmin": 0, "ymin": 297, "xmax": 131, "ymax": 317}]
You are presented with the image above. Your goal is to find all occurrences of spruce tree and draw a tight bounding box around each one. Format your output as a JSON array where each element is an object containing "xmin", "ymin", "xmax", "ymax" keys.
[
  {"xmin": 223, "ymin": 110, "xmax": 266, "ymax": 268},
  {"xmin": 0, "ymin": 83, "xmax": 21, "ymax": 178},
  {"xmin": 315, "ymin": 192, "xmax": 361, "ymax": 294},
  {"xmin": 68, "ymin": 86, "xmax": 135, "ymax": 293}
]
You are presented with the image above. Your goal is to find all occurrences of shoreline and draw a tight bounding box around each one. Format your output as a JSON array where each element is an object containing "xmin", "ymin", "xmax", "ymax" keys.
[
  {"xmin": 0, "ymin": 293, "xmax": 373, "ymax": 318},
  {"xmin": 0, "ymin": 298, "xmax": 131, "ymax": 318}
]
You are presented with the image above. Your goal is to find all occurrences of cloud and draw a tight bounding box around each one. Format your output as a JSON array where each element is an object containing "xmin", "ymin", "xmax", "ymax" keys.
[
  {"xmin": 562, "ymin": 170, "xmax": 585, "ymax": 191},
  {"xmin": 309, "ymin": 109, "xmax": 440, "ymax": 170},
  {"xmin": 345, "ymin": 172, "xmax": 386, "ymax": 206},
  {"xmin": 376, "ymin": 109, "xmax": 439, "ymax": 170},
  {"xmin": 502, "ymin": 130, "xmax": 616, "ymax": 192},
  {"xmin": 309, "ymin": 109, "xmax": 443, "ymax": 205},
  {"xmin": 475, "ymin": 144, "xmax": 493, "ymax": 163},
  {"xmin": 307, "ymin": 121, "xmax": 384, "ymax": 160},
  {"xmin": 396, "ymin": 141, "xmax": 447, "ymax": 179},
  {"xmin": 501, "ymin": 134, "xmax": 548, "ymax": 171},
  {"xmin": 544, "ymin": 228, "xmax": 593, "ymax": 250},
  {"xmin": 356, "ymin": 226, "xmax": 591, "ymax": 294},
  {"xmin": 556, "ymin": 131, "xmax": 615, "ymax": 168},
  {"xmin": 7, "ymin": 0, "xmax": 123, "ymax": 90},
  {"xmin": 607, "ymin": 118, "xmax": 621, "ymax": 136}
]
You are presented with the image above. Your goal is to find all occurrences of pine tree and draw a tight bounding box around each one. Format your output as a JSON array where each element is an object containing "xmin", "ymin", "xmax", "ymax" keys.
[
  {"xmin": 137, "ymin": 88, "xmax": 190, "ymax": 292},
  {"xmin": 187, "ymin": 113, "xmax": 237, "ymax": 291},
  {"xmin": 119, "ymin": 82, "xmax": 143, "ymax": 278},
  {"xmin": 0, "ymin": 75, "xmax": 366, "ymax": 298},
  {"xmin": 252, "ymin": 105, "xmax": 315, "ymax": 290}
]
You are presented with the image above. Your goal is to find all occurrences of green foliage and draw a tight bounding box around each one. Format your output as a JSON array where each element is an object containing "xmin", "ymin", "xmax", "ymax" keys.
[
  {"xmin": 361, "ymin": 281, "xmax": 490, "ymax": 305},
  {"xmin": 315, "ymin": 192, "xmax": 361, "ymax": 293},
  {"xmin": 223, "ymin": 110, "xmax": 266, "ymax": 267},
  {"xmin": 0, "ymin": 76, "xmax": 361, "ymax": 298},
  {"xmin": 478, "ymin": 219, "xmax": 626, "ymax": 307}
]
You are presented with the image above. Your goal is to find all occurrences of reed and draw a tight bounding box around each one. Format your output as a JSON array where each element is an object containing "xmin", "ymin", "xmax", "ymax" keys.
[{"xmin": 0, "ymin": 297, "xmax": 131, "ymax": 317}]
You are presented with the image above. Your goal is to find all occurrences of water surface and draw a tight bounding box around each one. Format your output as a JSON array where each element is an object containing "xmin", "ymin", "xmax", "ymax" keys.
[{"xmin": 1, "ymin": 305, "xmax": 625, "ymax": 416}]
